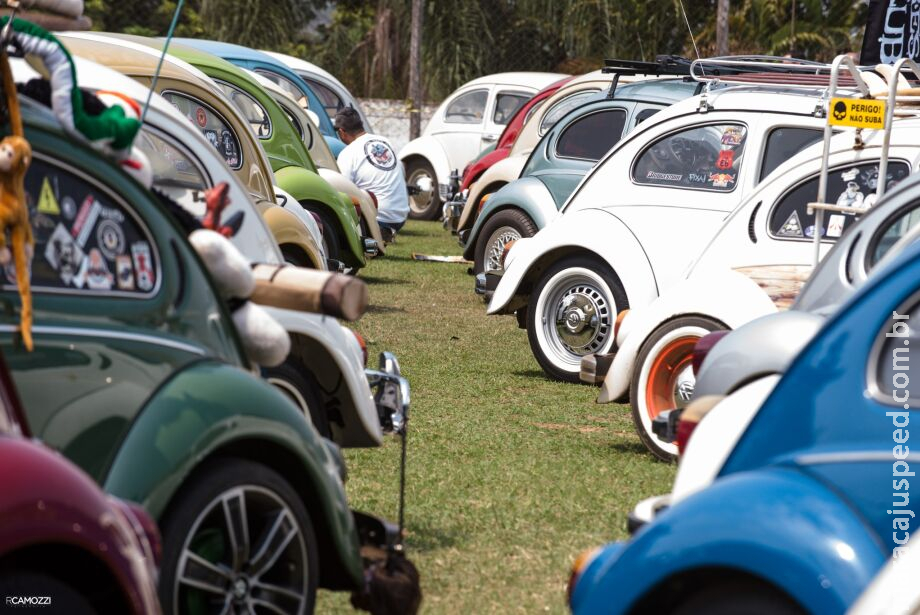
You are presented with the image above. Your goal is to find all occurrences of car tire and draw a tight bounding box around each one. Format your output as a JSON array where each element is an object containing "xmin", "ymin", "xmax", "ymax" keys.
[
  {"xmin": 280, "ymin": 244, "xmax": 314, "ymax": 269},
  {"xmin": 630, "ymin": 316, "xmax": 726, "ymax": 462},
  {"xmin": 301, "ymin": 205, "xmax": 341, "ymax": 262},
  {"xmin": 159, "ymin": 458, "xmax": 319, "ymax": 615},
  {"xmin": 405, "ymin": 159, "xmax": 440, "ymax": 220},
  {"xmin": 527, "ymin": 255, "xmax": 627, "ymax": 383},
  {"xmin": 263, "ymin": 359, "xmax": 332, "ymax": 438},
  {"xmin": 671, "ymin": 581, "xmax": 805, "ymax": 615},
  {"xmin": 0, "ymin": 572, "xmax": 96, "ymax": 614},
  {"xmin": 473, "ymin": 209, "xmax": 538, "ymax": 275}
]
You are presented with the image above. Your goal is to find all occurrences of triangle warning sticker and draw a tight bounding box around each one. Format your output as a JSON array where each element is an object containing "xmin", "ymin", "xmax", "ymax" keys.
[
  {"xmin": 37, "ymin": 178, "xmax": 60, "ymax": 215},
  {"xmin": 777, "ymin": 210, "xmax": 803, "ymax": 237}
]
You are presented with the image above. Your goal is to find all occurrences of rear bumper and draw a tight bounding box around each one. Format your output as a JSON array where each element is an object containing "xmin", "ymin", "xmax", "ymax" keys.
[{"xmin": 580, "ymin": 352, "xmax": 616, "ymax": 385}]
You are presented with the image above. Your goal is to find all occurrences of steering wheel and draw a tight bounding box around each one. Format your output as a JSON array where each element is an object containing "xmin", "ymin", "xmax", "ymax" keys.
[{"xmin": 669, "ymin": 137, "xmax": 697, "ymax": 167}]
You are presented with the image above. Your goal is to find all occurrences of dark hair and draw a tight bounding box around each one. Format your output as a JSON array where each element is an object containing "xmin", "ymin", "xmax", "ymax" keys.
[{"xmin": 335, "ymin": 106, "xmax": 364, "ymax": 135}]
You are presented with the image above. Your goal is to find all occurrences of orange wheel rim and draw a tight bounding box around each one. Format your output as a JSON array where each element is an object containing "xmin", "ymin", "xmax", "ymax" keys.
[{"xmin": 645, "ymin": 337, "xmax": 699, "ymax": 420}]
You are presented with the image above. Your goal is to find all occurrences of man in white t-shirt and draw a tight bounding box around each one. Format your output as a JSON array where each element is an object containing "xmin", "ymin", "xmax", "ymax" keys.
[{"xmin": 334, "ymin": 107, "xmax": 409, "ymax": 241}]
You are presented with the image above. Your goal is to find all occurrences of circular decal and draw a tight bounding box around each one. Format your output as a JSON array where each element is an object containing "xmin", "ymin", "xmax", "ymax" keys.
[
  {"xmin": 96, "ymin": 219, "xmax": 126, "ymax": 260},
  {"xmin": 196, "ymin": 107, "xmax": 208, "ymax": 128},
  {"xmin": 61, "ymin": 196, "xmax": 77, "ymax": 220},
  {"xmin": 363, "ymin": 139, "xmax": 397, "ymax": 171}
]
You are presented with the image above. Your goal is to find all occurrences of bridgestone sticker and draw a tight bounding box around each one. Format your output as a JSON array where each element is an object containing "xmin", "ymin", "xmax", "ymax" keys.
[{"xmin": 646, "ymin": 171, "xmax": 682, "ymax": 182}]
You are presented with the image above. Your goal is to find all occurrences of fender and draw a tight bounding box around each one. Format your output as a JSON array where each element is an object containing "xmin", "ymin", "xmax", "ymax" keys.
[
  {"xmin": 398, "ymin": 136, "xmax": 452, "ymax": 200},
  {"xmin": 318, "ymin": 168, "xmax": 385, "ymax": 252},
  {"xmin": 487, "ymin": 208, "xmax": 658, "ymax": 315},
  {"xmin": 103, "ymin": 360, "xmax": 363, "ymax": 587},
  {"xmin": 274, "ymin": 165, "xmax": 365, "ymax": 268},
  {"xmin": 600, "ymin": 269, "xmax": 775, "ymax": 403},
  {"xmin": 462, "ymin": 176, "xmax": 558, "ymax": 260},
  {"xmin": 265, "ymin": 307, "xmax": 384, "ymax": 448},
  {"xmin": 260, "ymin": 202, "xmax": 326, "ymax": 269},
  {"xmin": 571, "ymin": 469, "xmax": 886, "ymax": 615},
  {"xmin": 458, "ymin": 154, "xmax": 528, "ymax": 231}
]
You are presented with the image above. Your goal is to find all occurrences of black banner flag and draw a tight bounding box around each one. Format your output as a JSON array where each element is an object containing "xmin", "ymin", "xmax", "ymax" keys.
[{"xmin": 860, "ymin": 0, "xmax": 920, "ymax": 65}]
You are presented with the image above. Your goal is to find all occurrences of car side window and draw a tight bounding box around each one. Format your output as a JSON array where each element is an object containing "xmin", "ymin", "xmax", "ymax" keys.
[
  {"xmin": 136, "ymin": 127, "xmax": 210, "ymax": 213},
  {"xmin": 867, "ymin": 201, "xmax": 920, "ymax": 268},
  {"xmin": 445, "ymin": 89, "xmax": 488, "ymax": 124},
  {"xmin": 305, "ymin": 78, "xmax": 343, "ymax": 119},
  {"xmin": 633, "ymin": 124, "xmax": 747, "ymax": 191},
  {"xmin": 539, "ymin": 90, "xmax": 599, "ymax": 135},
  {"xmin": 18, "ymin": 155, "xmax": 161, "ymax": 296},
  {"xmin": 555, "ymin": 109, "xmax": 627, "ymax": 161},
  {"xmin": 254, "ymin": 69, "xmax": 310, "ymax": 110},
  {"xmin": 873, "ymin": 298, "xmax": 920, "ymax": 407},
  {"xmin": 769, "ymin": 161, "xmax": 910, "ymax": 242},
  {"xmin": 493, "ymin": 92, "xmax": 530, "ymax": 125},
  {"xmin": 634, "ymin": 108, "xmax": 661, "ymax": 126},
  {"xmin": 161, "ymin": 92, "xmax": 243, "ymax": 170},
  {"xmin": 760, "ymin": 127, "xmax": 823, "ymax": 181},
  {"xmin": 282, "ymin": 107, "xmax": 305, "ymax": 140},
  {"xmin": 215, "ymin": 81, "xmax": 273, "ymax": 140}
]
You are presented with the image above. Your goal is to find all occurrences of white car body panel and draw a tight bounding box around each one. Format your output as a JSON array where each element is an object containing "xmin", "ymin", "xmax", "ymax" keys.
[
  {"xmin": 848, "ymin": 533, "xmax": 920, "ymax": 615},
  {"xmin": 400, "ymin": 72, "xmax": 565, "ymax": 198},
  {"xmin": 36, "ymin": 55, "xmax": 381, "ymax": 447},
  {"xmin": 606, "ymin": 134, "xmax": 920, "ymax": 401},
  {"xmin": 487, "ymin": 208, "xmax": 660, "ymax": 315},
  {"xmin": 670, "ymin": 375, "xmax": 780, "ymax": 505},
  {"xmin": 458, "ymin": 153, "xmax": 529, "ymax": 228}
]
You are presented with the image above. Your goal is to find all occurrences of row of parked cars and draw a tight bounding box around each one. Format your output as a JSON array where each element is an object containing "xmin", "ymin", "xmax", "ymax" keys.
[
  {"xmin": 0, "ymin": 9, "xmax": 414, "ymax": 614},
  {"xmin": 402, "ymin": 56, "xmax": 920, "ymax": 611}
]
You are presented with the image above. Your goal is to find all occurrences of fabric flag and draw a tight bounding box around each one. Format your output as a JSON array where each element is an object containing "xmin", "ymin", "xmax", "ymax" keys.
[{"xmin": 860, "ymin": 0, "xmax": 920, "ymax": 65}]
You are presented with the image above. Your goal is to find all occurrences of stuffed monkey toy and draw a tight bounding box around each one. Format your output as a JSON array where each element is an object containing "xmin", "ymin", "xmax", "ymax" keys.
[{"xmin": 0, "ymin": 134, "xmax": 33, "ymax": 351}]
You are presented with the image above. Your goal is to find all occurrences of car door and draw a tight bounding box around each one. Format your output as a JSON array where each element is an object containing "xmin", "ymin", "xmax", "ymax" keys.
[
  {"xmin": 483, "ymin": 89, "xmax": 532, "ymax": 149},
  {"xmin": 432, "ymin": 86, "xmax": 492, "ymax": 171}
]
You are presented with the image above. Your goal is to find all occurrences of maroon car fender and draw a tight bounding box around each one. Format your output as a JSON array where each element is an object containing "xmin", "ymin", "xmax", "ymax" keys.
[{"xmin": 0, "ymin": 438, "xmax": 159, "ymax": 614}]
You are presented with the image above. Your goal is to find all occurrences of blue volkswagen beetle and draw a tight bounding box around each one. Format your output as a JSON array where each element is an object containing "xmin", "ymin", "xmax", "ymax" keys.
[
  {"xmin": 465, "ymin": 78, "xmax": 700, "ymax": 276},
  {"xmin": 568, "ymin": 238, "xmax": 920, "ymax": 613},
  {"xmin": 175, "ymin": 38, "xmax": 347, "ymax": 156}
]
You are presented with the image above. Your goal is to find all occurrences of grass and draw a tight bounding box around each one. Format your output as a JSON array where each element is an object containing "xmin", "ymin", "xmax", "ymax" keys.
[{"xmin": 317, "ymin": 220, "xmax": 674, "ymax": 613}]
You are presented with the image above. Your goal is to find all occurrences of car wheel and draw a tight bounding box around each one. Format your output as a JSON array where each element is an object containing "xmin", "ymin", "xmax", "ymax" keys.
[
  {"xmin": 280, "ymin": 244, "xmax": 314, "ymax": 269},
  {"xmin": 405, "ymin": 159, "xmax": 440, "ymax": 220},
  {"xmin": 160, "ymin": 458, "xmax": 319, "ymax": 615},
  {"xmin": 301, "ymin": 205, "xmax": 341, "ymax": 262},
  {"xmin": 0, "ymin": 572, "xmax": 95, "ymax": 614},
  {"xmin": 631, "ymin": 316, "xmax": 726, "ymax": 462},
  {"xmin": 527, "ymin": 256, "xmax": 627, "ymax": 383},
  {"xmin": 473, "ymin": 209, "xmax": 538, "ymax": 275},
  {"xmin": 264, "ymin": 359, "xmax": 332, "ymax": 438},
  {"xmin": 671, "ymin": 581, "xmax": 805, "ymax": 615}
]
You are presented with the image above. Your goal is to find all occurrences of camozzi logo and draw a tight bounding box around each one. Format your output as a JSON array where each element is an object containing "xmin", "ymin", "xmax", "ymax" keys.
[
  {"xmin": 878, "ymin": 0, "xmax": 920, "ymax": 63},
  {"xmin": 5, "ymin": 596, "xmax": 51, "ymax": 607}
]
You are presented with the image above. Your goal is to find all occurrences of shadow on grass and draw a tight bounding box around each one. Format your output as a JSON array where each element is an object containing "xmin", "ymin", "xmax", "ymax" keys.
[
  {"xmin": 608, "ymin": 440, "xmax": 661, "ymax": 458},
  {"xmin": 407, "ymin": 524, "xmax": 462, "ymax": 552},
  {"xmin": 367, "ymin": 304, "xmax": 408, "ymax": 314},
  {"xmin": 511, "ymin": 369, "xmax": 549, "ymax": 380},
  {"xmin": 361, "ymin": 275, "xmax": 410, "ymax": 286}
]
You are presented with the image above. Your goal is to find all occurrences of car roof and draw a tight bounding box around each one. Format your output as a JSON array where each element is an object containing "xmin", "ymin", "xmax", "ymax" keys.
[
  {"xmin": 610, "ymin": 77, "xmax": 700, "ymax": 104},
  {"xmin": 460, "ymin": 72, "xmax": 570, "ymax": 90},
  {"xmin": 261, "ymin": 50, "xmax": 342, "ymax": 89},
  {"xmin": 173, "ymin": 38, "xmax": 281, "ymax": 66}
]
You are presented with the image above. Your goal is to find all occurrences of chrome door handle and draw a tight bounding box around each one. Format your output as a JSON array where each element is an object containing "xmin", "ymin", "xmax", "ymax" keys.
[{"xmin": 482, "ymin": 134, "xmax": 498, "ymax": 143}]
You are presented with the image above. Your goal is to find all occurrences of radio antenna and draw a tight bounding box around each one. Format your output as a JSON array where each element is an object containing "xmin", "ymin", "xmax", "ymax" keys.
[{"xmin": 678, "ymin": 0, "xmax": 702, "ymax": 64}]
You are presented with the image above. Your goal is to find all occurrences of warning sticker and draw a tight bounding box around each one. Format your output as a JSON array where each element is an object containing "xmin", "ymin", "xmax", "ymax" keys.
[
  {"xmin": 37, "ymin": 177, "xmax": 60, "ymax": 215},
  {"xmin": 828, "ymin": 98, "xmax": 886, "ymax": 129},
  {"xmin": 777, "ymin": 211, "xmax": 804, "ymax": 237}
]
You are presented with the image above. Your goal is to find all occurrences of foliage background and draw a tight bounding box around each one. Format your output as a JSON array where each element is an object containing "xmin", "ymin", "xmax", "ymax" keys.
[{"xmin": 85, "ymin": 0, "xmax": 868, "ymax": 100}]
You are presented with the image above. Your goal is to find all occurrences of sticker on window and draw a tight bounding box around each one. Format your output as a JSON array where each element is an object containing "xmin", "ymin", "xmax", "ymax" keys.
[
  {"xmin": 634, "ymin": 124, "xmax": 747, "ymax": 191},
  {"xmin": 776, "ymin": 211, "xmax": 804, "ymax": 238}
]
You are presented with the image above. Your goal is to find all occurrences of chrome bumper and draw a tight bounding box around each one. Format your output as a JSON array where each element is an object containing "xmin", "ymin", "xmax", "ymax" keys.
[
  {"xmin": 443, "ymin": 193, "xmax": 466, "ymax": 232},
  {"xmin": 327, "ymin": 258, "xmax": 346, "ymax": 272},
  {"xmin": 580, "ymin": 352, "xmax": 617, "ymax": 385},
  {"xmin": 364, "ymin": 237, "xmax": 380, "ymax": 258},
  {"xmin": 474, "ymin": 271, "xmax": 501, "ymax": 300},
  {"xmin": 365, "ymin": 351, "xmax": 410, "ymax": 435},
  {"xmin": 627, "ymin": 494, "xmax": 671, "ymax": 535}
]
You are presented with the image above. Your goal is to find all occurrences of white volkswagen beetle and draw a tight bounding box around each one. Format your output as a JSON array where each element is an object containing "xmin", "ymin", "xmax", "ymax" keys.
[
  {"xmin": 487, "ymin": 79, "xmax": 875, "ymax": 382},
  {"xmin": 608, "ymin": 118, "xmax": 920, "ymax": 459},
  {"xmin": 399, "ymin": 71, "xmax": 566, "ymax": 219}
]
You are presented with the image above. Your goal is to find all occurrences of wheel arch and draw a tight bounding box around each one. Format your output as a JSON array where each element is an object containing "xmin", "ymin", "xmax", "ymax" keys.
[
  {"xmin": 463, "ymin": 203, "xmax": 534, "ymax": 260},
  {"xmin": 299, "ymin": 197, "xmax": 364, "ymax": 269},
  {"xmin": 399, "ymin": 138, "xmax": 451, "ymax": 189}
]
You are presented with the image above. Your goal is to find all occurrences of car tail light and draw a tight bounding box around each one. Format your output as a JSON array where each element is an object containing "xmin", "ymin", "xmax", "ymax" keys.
[
  {"xmin": 500, "ymin": 239, "xmax": 516, "ymax": 269},
  {"xmin": 614, "ymin": 310, "xmax": 630, "ymax": 339},
  {"xmin": 367, "ymin": 191, "xmax": 378, "ymax": 209},
  {"xmin": 675, "ymin": 395, "xmax": 725, "ymax": 456},
  {"xmin": 351, "ymin": 195, "xmax": 362, "ymax": 219},
  {"xmin": 352, "ymin": 330, "xmax": 368, "ymax": 366},
  {"xmin": 691, "ymin": 331, "xmax": 730, "ymax": 376},
  {"xmin": 478, "ymin": 192, "xmax": 493, "ymax": 213},
  {"xmin": 567, "ymin": 547, "xmax": 601, "ymax": 605}
]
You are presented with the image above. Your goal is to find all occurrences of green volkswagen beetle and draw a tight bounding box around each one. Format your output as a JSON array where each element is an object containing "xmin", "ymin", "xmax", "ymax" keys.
[
  {"xmin": 62, "ymin": 32, "xmax": 372, "ymax": 272},
  {"xmin": 5, "ymin": 96, "xmax": 372, "ymax": 614}
]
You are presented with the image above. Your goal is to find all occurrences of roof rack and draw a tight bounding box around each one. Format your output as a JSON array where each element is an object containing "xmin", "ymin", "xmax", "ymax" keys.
[
  {"xmin": 601, "ymin": 56, "xmax": 696, "ymax": 99},
  {"xmin": 690, "ymin": 55, "xmax": 861, "ymax": 87}
]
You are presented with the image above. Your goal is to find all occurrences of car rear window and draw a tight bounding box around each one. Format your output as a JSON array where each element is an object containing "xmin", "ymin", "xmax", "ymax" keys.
[
  {"xmin": 162, "ymin": 92, "xmax": 243, "ymax": 170},
  {"xmin": 555, "ymin": 109, "xmax": 627, "ymax": 161},
  {"xmin": 759, "ymin": 127, "xmax": 823, "ymax": 181}
]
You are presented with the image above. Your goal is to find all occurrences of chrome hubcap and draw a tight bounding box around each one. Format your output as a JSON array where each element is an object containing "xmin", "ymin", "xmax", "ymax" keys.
[
  {"xmin": 484, "ymin": 226, "xmax": 521, "ymax": 273},
  {"xmin": 174, "ymin": 485, "xmax": 308, "ymax": 614},
  {"xmin": 543, "ymin": 279, "xmax": 611, "ymax": 357},
  {"xmin": 407, "ymin": 169, "xmax": 434, "ymax": 213},
  {"xmin": 673, "ymin": 365, "xmax": 695, "ymax": 406}
]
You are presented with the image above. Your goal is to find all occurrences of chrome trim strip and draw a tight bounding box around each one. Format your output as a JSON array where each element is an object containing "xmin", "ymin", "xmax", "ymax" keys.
[
  {"xmin": 0, "ymin": 324, "xmax": 208, "ymax": 356},
  {"xmin": 796, "ymin": 451, "xmax": 920, "ymax": 465}
]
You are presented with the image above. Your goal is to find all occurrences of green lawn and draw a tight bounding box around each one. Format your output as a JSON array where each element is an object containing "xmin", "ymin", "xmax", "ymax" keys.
[{"xmin": 318, "ymin": 221, "xmax": 674, "ymax": 613}]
